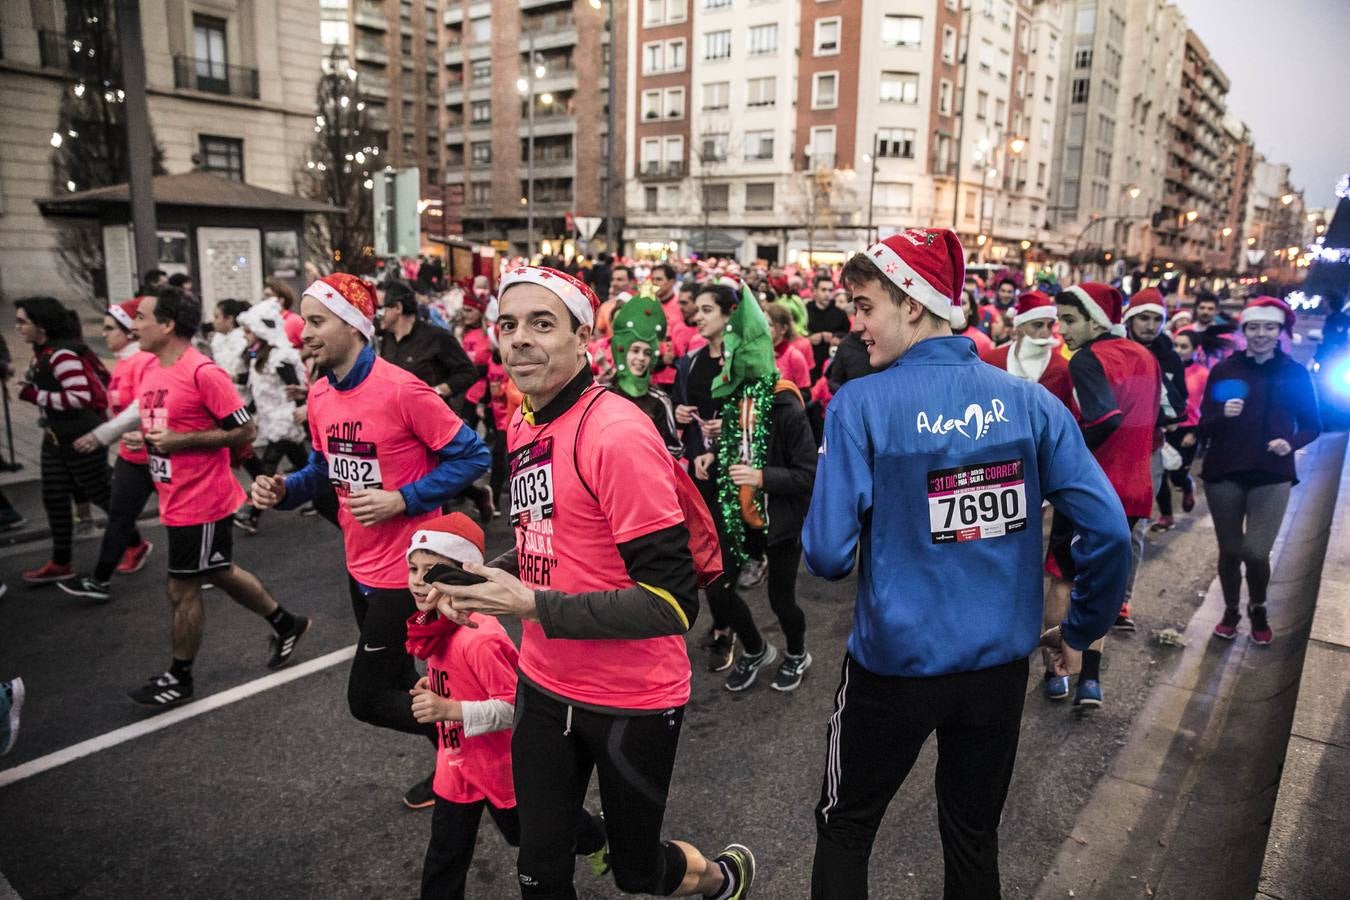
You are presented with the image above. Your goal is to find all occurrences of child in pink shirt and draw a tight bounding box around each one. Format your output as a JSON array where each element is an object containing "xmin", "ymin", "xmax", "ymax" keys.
[{"xmin": 404, "ymin": 513, "xmax": 609, "ymax": 899}]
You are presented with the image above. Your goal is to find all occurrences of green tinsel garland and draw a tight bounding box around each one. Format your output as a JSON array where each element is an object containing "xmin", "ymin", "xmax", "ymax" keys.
[{"xmin": 716, "ymin": 375, "xmax": 776, "ymax": 565}]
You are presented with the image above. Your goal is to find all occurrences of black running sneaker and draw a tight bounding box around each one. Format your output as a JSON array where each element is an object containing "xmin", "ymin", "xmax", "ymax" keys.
[
  {"xmin": 770, "ymin": 651, "xmax": 813, "ymax": 693},
  {"xmin": 57, "ymin": 575, "xmax": 112, "ymax": 603},
  {"xmin": 707, "ymin": 632, "xmax": 736, "ymax": 673},
  {"xmin": 725, "ymin": 644, "xmax": 778, "ymax": 692},
  {"xmin": 267, "ymin": 616, "xmax": 311, "ymax": 670},
  {"xmin": 714, "ymin": 844, "xmax": 756, "ymax": 899},
  {"xmin": 128, "ymin": 672, "xmax": 194, "ymax": 708},
  {"xmin": 403, "ymin": 772, "xmax": 436, "ymax": 809}
]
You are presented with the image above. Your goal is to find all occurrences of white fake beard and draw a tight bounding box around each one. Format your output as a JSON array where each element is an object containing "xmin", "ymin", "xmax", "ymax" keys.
[{"xmin": 1009, "ymin": 336, "xmax": 1055, "ymax": 381}]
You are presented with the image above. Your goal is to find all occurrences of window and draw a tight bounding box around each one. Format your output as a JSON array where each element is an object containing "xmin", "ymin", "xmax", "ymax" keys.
[
  {"xmin": 192, "ymin": 15, "xmax": 228, "ymax": 87},
  {"xmin": 471, "ymin": 100, "xmax": 490, "ymax": 123},
  {"xmin": 663, "ymin": 136, "xmax": 684, "ymax": 169},
  {"xmin": 645, "ymin": 186, "xmax": 659, "ymax": 213},
  {"xmin": 882, "ymin": 15, "xmax": 922, "ymax": 48},
  {"xmin": 641, "ymin": 138, "xmax": 661, "ymax": 171},
  {"xmin": 812, "ymin": 72, "xmax": 838, "ymax": 109},
  {"xmin": 703, "ymin": 183, "xmax": 729, "ymax": 211},
  {"xmin": 701, "ymin": 132, "xmax": 728, "ymax": 162},
  {"xmin": 320, "ymin": 20, "xmax": 349, "ymax": 47},
  {"xmin": 471, "ymin": 140, "xmax": 491, "ymax": 165},
  {"xmin": 643, "ymin": 42, "xmax": 663, "ymax": 73},
  {"xmin": 1044, "ymin": 75, "xmax": 1054, "ymax": 102},
  {"xmin": 748, "ymin": 24, "xmax": 777, "ymax": 55},
  {"xmin": 976, "ymin": 90, "xmax": 988, "ymax": 119},
  {"xmin": 746, "ymin": 76, "xmax": 776, "ymax": 108},
  {"xmin": 705, "ymin": 30, "xmax": 731, "ymax": 60},
  {"xmin": 644, "ymin": 0, "xmax": 665, "ymax": 27},
  {"xmin": 199, "ymin": 135, "xmax": 243, "ymax": 180},
  {"xmin": 880, "ymin": 71, "xmax": 919, "ymax": 104},
  {"xmin": 744, "ymin": 130, "xmax": 774, "ymax": 160},
  {"xmin": 814, "ymin": 18, "xmax": 840, "ymax": 55},
  {"xmin": 664, "ymin": 87, "xmax": 685, "ymax": 118},
  {"xmin": 703, "ymin": 81, "xmax": 730, "ymax": 110},
  {"xmin": 745, "ymin": 183, "xmax": 775, "ymax": 211},
  {"xmin": 938, "ymin": 79, "xmax": 953, "ymax": 115},
  {"xmin": 1076, "ymin": 6, "xmax": 1096, "ymax": 34},
  {"xmin": 808, "ymin": 126, "xmax": 835, "ymax": 168},
  {"xmin": 471, "ymin": 60, "xmax": 491, "ymax": 83},
  {"xmin": 1068, "ymin": 112, "xmax": 1085, "ymax": 141},
  {"xmin": 994, "ymin": 98, "xmax": 1006, "ymax": 126},
  {"xmin": 978, "ymin": 40, "xmax": 993, "ymax": 72},
  {"xmin": 1016, "ymin": 68, "xmax": 1025, "ymax": 98},
  {"xmin": 876, "ymin": 182, "xmax": 914, "ymax": 211},
  {"xmin": 1037, "ymin": 162, "xmax": 1046, "ymax": 187},
  {"xmin": 1040, "ymin": 118, "xmax": 1050, "ymax": 147},
  {"xmin": 705, "ymin": 0, "xmax": 732, "ymax": 7},
  {"xmin": 469, "ymin": 182, "xmax": 491, "ymax": 205},
  {"xmin": 469, "ymin": 17, "xmax": 490, "ymax": 43},
  {"xmin": 964, "ymin": 189, "xmax": 977, "ymax": 220},
  {"xmin": 941, "ymin": 26, "xmax": 956, "ymax": 63},
  {"xmin": 876, "ymin": 127, "xmax": 915, "ymax": 159},
  {"xmin": 1071, "ymin": 78, "xmax": 1090, "ymax": 103},
  {"xmin": 642, "ymin": 89, "xmax": 662, "ymax": 120},
  {"xmin": 666, "ymin": 39, "xmax": 686, "ymax": 71},
  {"xmin": 667, "ymin": 0, "xmax": 688, "ymax": 24},
  {"xmin": 1075, "ymin": 48, "xmax": 1093, "ymax": 69}
]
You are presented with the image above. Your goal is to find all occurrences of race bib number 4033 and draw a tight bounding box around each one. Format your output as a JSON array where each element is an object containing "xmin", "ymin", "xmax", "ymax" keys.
[
  {"xmin": 927, "ymin": 458, "xmax": 1028, "ymax": 544},
  {"xmin": 509, "ymin": 438, "xmax": 555, "ymax": 527}
]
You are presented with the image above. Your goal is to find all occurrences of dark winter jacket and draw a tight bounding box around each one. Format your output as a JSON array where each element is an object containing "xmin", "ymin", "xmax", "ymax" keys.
[
  {"xmin": 1198, "ymin": 349, "xmax": 1321, "ymax": 485},
  {"xmin": 760, "ymin": 388, "xmax": 818, "ymax": 546}
]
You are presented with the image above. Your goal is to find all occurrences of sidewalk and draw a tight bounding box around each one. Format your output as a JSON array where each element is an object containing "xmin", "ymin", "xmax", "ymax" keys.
[{"xmin": 1035, "ymin": 431, "xmax": 1349, "ymax": 899}]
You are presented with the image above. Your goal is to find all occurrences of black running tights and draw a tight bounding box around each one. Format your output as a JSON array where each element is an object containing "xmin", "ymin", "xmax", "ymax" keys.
[
  {"xmin": 705, "ymin": 537, "xmax": 806, "ymax": 656},
  {"xmin": 347, "ymin": 578, "xmax": 437, "ymax": 744},
  {"xmin": 41, "ymin": 438, "xmax": 111, "ymax": 565},
  {"xmin": 92, "ymin": 457, "xmax": 151, "ymax": 582}
]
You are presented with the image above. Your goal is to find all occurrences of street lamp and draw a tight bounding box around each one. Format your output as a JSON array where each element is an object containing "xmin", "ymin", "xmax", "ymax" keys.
[
  {"xmin": 863, "ymin": 133, "xmax": 879, "ymax": 245},
  {"xmin": 520, "ymin": 36, "xmax": 547, "ymax": 260},
  {"xmin": 1280, "ymin": 193, "xmax": 1295, "ymax": 206},
  {"xmin": 1128, "ymin": 185, "xmax": 1141, "ymax": 200},
  {"xmin": 584, "ymin": 0, "xmax": 618, "ymax": 253},
  {"xmin": 1185, "ymin": 209, "xmax": 1198, "ymax": 222}
]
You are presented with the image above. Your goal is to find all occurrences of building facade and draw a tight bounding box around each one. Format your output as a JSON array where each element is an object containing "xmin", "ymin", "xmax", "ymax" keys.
[{"xmin": 0, "ymin": 0, "xmax": 321, "ymax": 303}]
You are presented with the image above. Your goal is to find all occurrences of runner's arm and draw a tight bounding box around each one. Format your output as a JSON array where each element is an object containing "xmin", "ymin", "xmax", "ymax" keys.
[
  {"xmin": 802, "ymin": 399, "xmax": 871, "ymax": 580},
  {"xmin": 160, "ymin": 409, "xmax": 255, "ymax": 450},
  {"xmin": 91, "ymin": 400, "xmax": 141, "ymax": 445},
  {"xmin": 278, "ymin": 449, "xmax": 329, "ymax": 509},
  {"xmin": 398, "ymin": 427, "xmax": 491, "ymax": 515},
  {"xmin": 1068, "ymin": 350, "xmax": 1122, "ymax": 449},
  {"xmin": 438, "ymin": 333, "xmax": 479, "ymax": 397},
  {"xmin": 533, "ymin": 523, "xmax": 699, "ymax": 639},
  {"xmin": 1037, "ymin": 397, "xmax": 1131, "ymax": 650},
  {"xmin": 460, "ymin": 699, "xmax": 514, "ymax": 737},
  {"xmin": 19, "ymin": 348, "xmax": 93, "ymax": 410}
]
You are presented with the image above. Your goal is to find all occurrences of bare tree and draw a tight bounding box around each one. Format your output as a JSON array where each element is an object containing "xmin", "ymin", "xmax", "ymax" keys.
[{"xmin": 688, "ymin": 121, "xmax": 740, "ymax": 258}]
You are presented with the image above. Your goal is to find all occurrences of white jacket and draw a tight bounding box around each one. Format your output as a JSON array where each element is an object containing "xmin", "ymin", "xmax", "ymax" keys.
[{"xmin": 237, "ymin": 298, "xmax": 307, "ymax": 445}]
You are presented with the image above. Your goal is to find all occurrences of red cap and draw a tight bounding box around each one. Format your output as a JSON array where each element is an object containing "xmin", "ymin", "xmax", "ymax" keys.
[
  {"xmin": 406, "ymin": 511, "xmax": 486, "ymax": 565},
  {"xmin": 862, "ymin": 228, "xmax": 966, "ymax": 327},
  {"xmin": 1063, "ymin": 282, "xmax": 1125, "ymax": 336},
  {"xmin": 1012, "ymin": 290, "xmax": 1057, "ymax": 327}
]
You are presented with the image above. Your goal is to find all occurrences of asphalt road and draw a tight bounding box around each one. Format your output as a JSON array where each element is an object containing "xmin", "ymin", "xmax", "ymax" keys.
[{"xmin": 0, "ymin": 492, "xmax": 1222, "ymax": 900}]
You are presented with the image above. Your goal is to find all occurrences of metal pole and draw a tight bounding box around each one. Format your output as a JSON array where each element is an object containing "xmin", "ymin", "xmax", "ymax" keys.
[
  {"xmin": 977, "ymin": 166, "xmax": 988, "ymax": 250},
  {"xmin": 951, "ymin": 2, "xmax": 970, "ymax": 229},
  {"xmin": 865, "ymin": 132, "xmax": 878, "ymax": 246},
  {"xmin": 526, "ymin": 35, "xmax": 536, "ymax": 262},
  {"xmin": 604, "ymin": 0, "xmax": 617, "ymax": 254},
  {"xmin": 116, "ymin": 0, "xmax": 159, "ymax": 285}
]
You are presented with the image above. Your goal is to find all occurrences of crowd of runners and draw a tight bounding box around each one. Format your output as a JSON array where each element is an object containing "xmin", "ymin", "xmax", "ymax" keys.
[{"xmin": 0, "ymin": 228, "xmax": 1329, "ymax": 898}]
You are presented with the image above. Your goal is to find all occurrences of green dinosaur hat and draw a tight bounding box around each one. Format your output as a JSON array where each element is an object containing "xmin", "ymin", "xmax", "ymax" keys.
[
  {"xmin": 610, "ymin": 293, "xmax": 666, "ymax": 398},
  {"xmin": 711, "ymin": 283, "xmax": 778, "ymax": 400}
]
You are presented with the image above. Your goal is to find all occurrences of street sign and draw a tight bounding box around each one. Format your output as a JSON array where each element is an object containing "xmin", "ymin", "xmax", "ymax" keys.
[
  {"xmin": 1245, "ymin": 249, "xmax": 1266, "ymax": 266},
  {"xmin": 574, "ymin": 216, "xmax": 602, "ymax": 240},
  {"xmin": 373, "ymin": 168, "xmax": 421, "ymax": 258}
]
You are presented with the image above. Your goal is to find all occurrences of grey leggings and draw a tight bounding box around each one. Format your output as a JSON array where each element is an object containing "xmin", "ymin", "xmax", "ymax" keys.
[{"xmin": 1204, "ymin": 479, "xmax": 1291, "ymax": 611}]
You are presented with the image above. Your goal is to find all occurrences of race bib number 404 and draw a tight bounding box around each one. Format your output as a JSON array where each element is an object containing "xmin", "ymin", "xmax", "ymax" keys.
[
  {"xmin": 148, "ymin": 453, "xmax": 172, "ymax": 484},
  {"xmin": 927, "ymin": 459, "xmax": 1028, "ymax": 544},
  {"xmin": 325, "ymin": 436, "xmax": 384, "ymax": 494},
  {"xmin": 509, "ymin": 438, "xmax": 555, "ymax": 527}
]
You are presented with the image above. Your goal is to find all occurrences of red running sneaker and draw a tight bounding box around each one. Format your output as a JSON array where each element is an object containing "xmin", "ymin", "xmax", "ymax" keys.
[
  {"xmin": 116, "ymin": 540, "xmax": 153, "ymax": 575},
  {"xmin": 1149, "ymin": 516, "xmax": 1175, "ymax": 533},
  {"xmin": 1182, "ymin": 490, "xmax": 1196, "ymax": 513},
  {"xmin": 23, "ymin": 561, "xmax": 74, "ymax": 584},
  {"xmin": 1213, "ymin": 609, "xmax": 1240, "ymax": 640},
  {"xmin": 1249, "ymin": 607, "xmax": 1273, "ymax": 645}
]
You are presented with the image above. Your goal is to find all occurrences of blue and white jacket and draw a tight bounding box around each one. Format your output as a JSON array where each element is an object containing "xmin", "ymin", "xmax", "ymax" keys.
[{"xmin": 803, "ymin": 336, "xmax": 1130, "ymax": 677}]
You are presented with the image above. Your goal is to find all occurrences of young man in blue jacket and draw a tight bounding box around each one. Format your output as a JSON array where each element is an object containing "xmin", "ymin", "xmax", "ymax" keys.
[{"xmin": 802, "ymin": 228, "xmax": 1131, "ymax": 900}]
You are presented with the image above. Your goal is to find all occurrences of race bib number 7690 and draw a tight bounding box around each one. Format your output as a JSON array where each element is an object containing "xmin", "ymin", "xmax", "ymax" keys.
[{"xmin": 927, "ymin": 459, "xmax": 1028, "ymax": 544}]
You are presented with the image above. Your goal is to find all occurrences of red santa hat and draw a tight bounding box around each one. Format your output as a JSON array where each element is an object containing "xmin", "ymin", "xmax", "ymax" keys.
[
  {"xmin": 1012, "ymin": 290, "xmax": 1057, "ymax": 327},
  {"xmin": 1240, "ymin": 296, "xmax": 1295, "ymax": 332},
  {"xmin": 108, "ymin": 296, "xmax": 147, "ymax": 333},
  {"xmin": 1061, "ymin": 282, "xmax": 1126, "ymax": 337},
  {"xmin": 497, "ymin": 265, "xmax": 601, "ymax": 329},
  {"xmin": 302, "ymin": 274, "xmax": 378, "ymax": 341},
  {"xmin": 1123, "ymin": 287, "xmax": 1167, "ymax": 324},
  {"xmin": 862, "ymin": 228, "xmax": 966, "ymax": 328},
  {"xmin": 406, "ymin": 511, "xmax": 485, "ymax": 566}
]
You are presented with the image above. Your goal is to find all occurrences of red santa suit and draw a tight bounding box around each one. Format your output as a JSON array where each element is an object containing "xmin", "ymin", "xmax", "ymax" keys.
[{"xmin": 980, "ymin": 291, "xmax": 1076, "ymax": 414}]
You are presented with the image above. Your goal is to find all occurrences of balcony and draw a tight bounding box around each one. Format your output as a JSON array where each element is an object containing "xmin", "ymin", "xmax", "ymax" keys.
[
  {"xmin": 172, "ymin": 56, "xmax": 260, "ymax": 99},
  {"xmin": 354, "ymin": 9, "xmax": 388, "ymax": 31},
  {"xmin": 444, "ymin": 7, "xmax": 464, "ymax": 26},
  {"xmin": 529, "ymin": 158, "xmax": 577, "ymax": 179},
  {"xmin": 444, "ymin": 44, "xmax": 464, "ymax": 66},
  {"xmin": 363, "ymin": 76, "xmax": 390, "ymax": 99},
  {"xmin": 355, "ymin": 42, "xmax": 389, "ymax": 66},
  {"xmin": 444, "ymin": 86, "xmax": 464, "ymax": 106},
  {"xmin": 639, "ymin": 161, "xmax": 685, "ymax": 181}
]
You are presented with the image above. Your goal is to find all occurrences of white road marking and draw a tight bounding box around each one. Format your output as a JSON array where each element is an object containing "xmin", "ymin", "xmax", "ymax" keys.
[{"xmin": 0, "ymin": 645, "xmax": 355, "ymax": 789}]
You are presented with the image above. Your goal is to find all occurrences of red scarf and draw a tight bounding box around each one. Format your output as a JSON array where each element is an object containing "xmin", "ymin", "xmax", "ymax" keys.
[{"xmin": 404, "ymin": 609, "xmax": 459, "ymax": 660}]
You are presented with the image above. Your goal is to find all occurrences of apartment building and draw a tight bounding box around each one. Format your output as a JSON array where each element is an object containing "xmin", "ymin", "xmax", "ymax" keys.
[
  {"xmin": 624, "ymin": 0, "xmax": 1063, "ymax": 268},
  {"xmin": 441, "ymin": 0, "xmax": 625, "ymax": 255},
  {"xmin": 0, "ymin": 0, "xmax": 321, "ymax": 302},
  {"xmin": 1242, "ymin": 156, "xmax": 1306, "ymax": 276}
]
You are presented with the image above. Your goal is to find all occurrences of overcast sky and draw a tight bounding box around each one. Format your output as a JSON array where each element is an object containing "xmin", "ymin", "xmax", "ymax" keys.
[{"xmin": 1173, "ymin": 0, "xmax": 1347, "ymax": 208}]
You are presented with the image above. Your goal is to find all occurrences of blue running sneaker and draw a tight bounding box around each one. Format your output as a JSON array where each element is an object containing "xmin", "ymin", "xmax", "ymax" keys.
[
  {"xmin": 1043, "ymin": 673, "xmax": 1071, "ymax": 702},
  {"xmin": 1, "ymin": 676, "xmax": 25, "ymax": 756},
  {"xmin": 1074, "ymin": 678, "xmax": 1103, "ymax": 710}
]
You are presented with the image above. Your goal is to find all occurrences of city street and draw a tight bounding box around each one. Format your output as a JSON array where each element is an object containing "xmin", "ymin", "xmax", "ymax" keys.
[{"xmin": 2, "ymin": 485, "xmax": 1225, "ymax": 899}]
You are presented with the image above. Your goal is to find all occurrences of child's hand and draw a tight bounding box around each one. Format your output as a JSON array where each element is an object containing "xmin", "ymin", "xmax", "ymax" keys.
[{"xmin": 410, "ymin": 684, "xmax": 463, "ymax": 724}]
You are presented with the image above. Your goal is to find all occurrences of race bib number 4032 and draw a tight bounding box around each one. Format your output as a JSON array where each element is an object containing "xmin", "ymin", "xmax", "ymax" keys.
[
  {"xmin": 509, "ymin": 437, "xmax": 555, "ymax": 527},
  {"xmin": 325, "ymin": 436, "xmax": 384, "ymax": 494},
  {"xmin": 927, "ymin": 458, "xmax": 1028, "ymax": 544}
]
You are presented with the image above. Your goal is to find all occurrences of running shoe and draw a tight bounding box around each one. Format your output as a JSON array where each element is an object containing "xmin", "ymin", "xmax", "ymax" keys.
[
  {"xmin": 267, "ymin": 615, "xmax": 311, "ymax": 670},
  {"xmin": 736, "ymin": 557, "xmax": 768, "ymax": 590},
  {"xmin": 1073, "ymin": 679, "xmax": 1102, "ymax": 710},
  {"xmin": 584, "ymin": 812, "xmax": 611, "ymax": 876},
  {"xmin": 403, "ymin": 772, "xmax": 436, "ymax": 810},
  {"xmin": 1149, "ymin": 516, "xmax": 1175, "ymax": 533},
  {"xmin": 1043, "ymin": 672, "xmax": 1071, "ymax": 702},
  {"xmin": 1249, "ymin": 606, "xmax": 1273, "ymax": 645},
  {"xmin": 1, "ymin": 677, "xmax": 24, "ymax": 756},
  {"xmin": 472, "ymin": 486, "xmax": 495, "ymax": 525},
  {"xmin": 57, "ymin": 575, "xmax": 112, "ymax": 603},
  {"xmin": 707, "ymin": 632, "xmax": 736, "ymax": 673},
  {"xmin": 713, "ymin": 844, "xmax": 756, "ymax": 900},
  {"xmin": 770, "ymin": 651, "xmax": 813, "ymax": 692},
  {"xmin": 116, "ymin": 540, "xmax": 153, "ymax": 574},
  {"xmin": 725, "ymin": 644, "xmax": 778, "ymax": 693},
  {"xmin": 298, "ymin": 502, "xmax": 318, "ymax": 517},
  {"xmin": 22, "ymin": 561, "xmax": 74, "ymax": 584},
  {"xmin": 1182, "ymin": 489, "xmax": 1196, "ymax": 513},
  {"xmin": 233, "ymin": 510, "xmax": 259, "ymax": 535},
  {"xmin": 1114, "ymin": 602, "xmax": 1136, "ymax": 632},
  {"xmin": 1213, "ymin": 610, "xmax": 1240, "ymax": 640},
  {"xmin": 127, "ymin": 672, "xmax": 194, "ymax": 708}
]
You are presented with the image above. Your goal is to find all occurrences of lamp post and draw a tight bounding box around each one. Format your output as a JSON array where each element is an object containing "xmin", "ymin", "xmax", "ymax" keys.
[
  {"xmin": 863, "ymin": 132, "xmax": 879, "ymax": 245},
  {"xmin": 589, "ymin": 0, "xmax": 617, "ymax": 254},
  {"xmin": 518, "ymin": 35, "xmax": 547, "ymax": 260}
]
